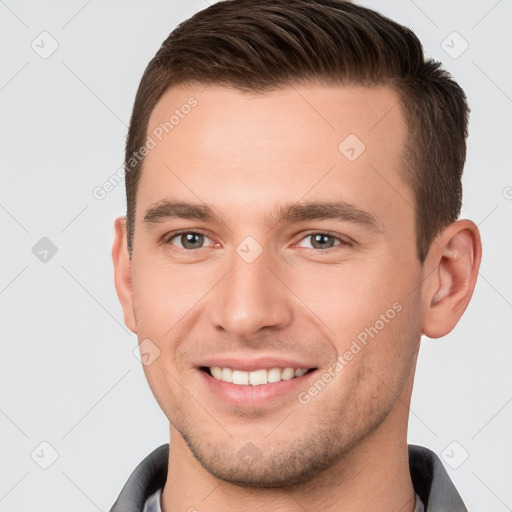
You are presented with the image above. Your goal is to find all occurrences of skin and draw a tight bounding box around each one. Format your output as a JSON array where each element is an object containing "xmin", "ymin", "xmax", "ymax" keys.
[{"xmin": 112, "ymin": 83, "xmax": 481, "ymax": 511}]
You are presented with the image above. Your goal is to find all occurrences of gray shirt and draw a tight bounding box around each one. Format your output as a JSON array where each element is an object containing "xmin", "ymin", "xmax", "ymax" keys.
[
  {"xmin": 109, "ymin": 444, "xmax": 467, "ymax": 512},
  {"xmin": 142, "ymin": 489, "xmax": 425, "ymax": 512}
]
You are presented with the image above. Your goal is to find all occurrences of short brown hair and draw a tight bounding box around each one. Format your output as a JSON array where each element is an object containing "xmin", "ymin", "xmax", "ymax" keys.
[{"xmin": 124, "ymin": 0, "xmax": 469, "ymax": 262}]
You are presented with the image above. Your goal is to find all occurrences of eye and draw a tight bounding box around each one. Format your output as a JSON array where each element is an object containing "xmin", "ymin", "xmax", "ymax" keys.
[
  {"xmin": 166, "ymin": 231, "xmax": 215, "ymax": 250},
  {"xmin": 296, "ymin": 232, "xmax": 348, "ymax": 251}
]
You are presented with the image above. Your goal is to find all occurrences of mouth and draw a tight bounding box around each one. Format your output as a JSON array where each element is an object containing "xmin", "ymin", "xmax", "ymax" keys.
[
  {"xmin": 200, "ymin": 366, "xmax": 317, "ymax": 386},
  {"xmin": 196, "ymin": 356, "xmax": 320, "ymax": 407}
]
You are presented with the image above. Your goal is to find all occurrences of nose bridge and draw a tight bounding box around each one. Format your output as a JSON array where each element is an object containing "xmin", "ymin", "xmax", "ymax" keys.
[{"xmin": 213, "ymin": 243, "xmax": 292, "ymax": 338}]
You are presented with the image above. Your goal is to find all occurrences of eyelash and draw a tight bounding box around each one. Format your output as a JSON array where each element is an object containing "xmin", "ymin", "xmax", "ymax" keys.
[{"xmin": 164, "ymin": 230, "xmax": 351, "ymax": 254}]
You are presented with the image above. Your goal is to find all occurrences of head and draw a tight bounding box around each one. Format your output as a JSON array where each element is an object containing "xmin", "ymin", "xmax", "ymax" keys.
[{"xmin": 113, "ymin": 0, "xmax": 481, "ymax": 488}]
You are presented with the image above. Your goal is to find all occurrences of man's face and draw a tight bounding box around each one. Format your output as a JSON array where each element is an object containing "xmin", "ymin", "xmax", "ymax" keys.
[{"xmin": 123, "ymin": 83, "xmax": 425, "ymax": 486}]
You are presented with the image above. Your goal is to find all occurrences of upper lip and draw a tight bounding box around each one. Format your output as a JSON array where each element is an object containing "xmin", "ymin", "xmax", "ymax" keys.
[{"xmin": 198, "ymin": 356, "xmax": 317, "ymax": 372}]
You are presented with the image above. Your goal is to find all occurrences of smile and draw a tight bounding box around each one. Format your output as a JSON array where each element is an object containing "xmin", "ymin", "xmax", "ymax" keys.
[{"xmin": 204, "ymin": 366, "xmax": 314, "ymax": 385}]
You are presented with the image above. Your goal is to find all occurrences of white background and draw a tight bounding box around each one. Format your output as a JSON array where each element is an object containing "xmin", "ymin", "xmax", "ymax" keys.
[{"xmin": 0, "ymin": 1, "xmax": 511, "ymax": 510}]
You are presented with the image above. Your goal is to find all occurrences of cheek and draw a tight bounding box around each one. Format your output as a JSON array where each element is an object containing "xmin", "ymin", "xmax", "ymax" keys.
[
  {"xmin": 290, "ymin": 258, "xmax": 423, "ymax": 372},
  {"xmin": 351, "ymin": 290, "xmax": 423, "ymax": 391},
  {"xmin": 290, "ymin": 259, "xmax": 415, "ymax": 330},
  {"xmin": 130, "ymin": 257, "xmax": 210, "ymax": 335},
  {"xmin": 328, "ymin": 296, "xmax": 422, "ymax": 422}
]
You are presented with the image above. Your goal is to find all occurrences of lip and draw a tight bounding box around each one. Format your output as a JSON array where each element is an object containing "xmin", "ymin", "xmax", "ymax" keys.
[
  {"xmin": 198, "ymin": 356, "xmax": 317, "ymax": 372},
  {"xmin": 197, "ymin": 365, "xmax": 318, "ymax": 408}
]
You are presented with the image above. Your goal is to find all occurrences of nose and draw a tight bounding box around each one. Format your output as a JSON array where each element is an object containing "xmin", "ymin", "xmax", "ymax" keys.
[{"xmin": 211, "ymin": 246, "xmax": 293, "ymax": 340}]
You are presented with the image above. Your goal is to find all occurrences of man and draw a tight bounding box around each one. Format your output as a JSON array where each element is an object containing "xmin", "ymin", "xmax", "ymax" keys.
[{"xmin": 110, "ymin": 1, "xmax": 481, "ymax": 510}]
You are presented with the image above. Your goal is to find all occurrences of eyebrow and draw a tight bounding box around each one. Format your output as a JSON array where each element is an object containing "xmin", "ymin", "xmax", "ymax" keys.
[
  {"xmin": 143, "ymin": 200, "xmax": 381, "ymax": 231},
  {"xmin": 144, "ymin": 201, "xmax": 225, "ymax": 224}
]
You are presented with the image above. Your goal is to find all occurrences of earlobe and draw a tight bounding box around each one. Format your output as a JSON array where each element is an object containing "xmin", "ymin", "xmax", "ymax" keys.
[
  {"xmin": 422, "ymin": 220, "xmax": 482, "ymax": 339},
  {"xmin": 112, "ymin": 216, "xmax": 137, "ymax": 334}
]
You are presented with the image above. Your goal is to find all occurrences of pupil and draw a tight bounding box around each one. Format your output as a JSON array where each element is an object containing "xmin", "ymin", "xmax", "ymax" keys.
[{"xmin": 183, "ymin": 233, "xmax": 203, "ymax": 249}]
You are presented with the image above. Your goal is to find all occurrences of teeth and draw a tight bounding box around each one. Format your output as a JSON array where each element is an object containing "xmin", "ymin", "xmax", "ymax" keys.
[
  {"xmin": 208, "ymin": 366, "xmax": 310, "ymax": 386},
  {"xmin": 232, "ymin": 370, "xmax": 249, "ymax": 385},
  {"xmin": 211, "ymin": 367, "xmax": 223, "ymax": 380},
  {"xmin": 267, "ymin": 368, "xmax": 281, "ymax": 383},
  {"xmin": 221, "ymin": 367, "xmax": 233, "ymax": 383},
  {"xmin": 249, "ymin": 369, "xmax": 267, "ymax": 386},
  {"xmin": 281, "ymin": 367, "xmax": 295, "ymax": 380}
]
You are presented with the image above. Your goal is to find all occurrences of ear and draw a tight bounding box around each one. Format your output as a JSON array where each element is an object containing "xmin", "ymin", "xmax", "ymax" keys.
[
  {"xmin": 112, "ymin": 216, "xmax": 137, "ymax": 334},
  {"xmin": 421, "ymin": 220, "xmax": 482, "ymax": 338}
]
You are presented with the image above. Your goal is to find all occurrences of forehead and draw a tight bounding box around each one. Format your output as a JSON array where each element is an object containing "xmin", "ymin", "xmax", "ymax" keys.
[{"xmin": 138, "ymin": 83, "xmax": 411, "ymax": 226}]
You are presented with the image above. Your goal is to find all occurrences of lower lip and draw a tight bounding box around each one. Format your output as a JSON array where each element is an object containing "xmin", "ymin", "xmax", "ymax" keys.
[{"xmin": 199, "ymin": 369, "xmax": 316, "ymax": 407}]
